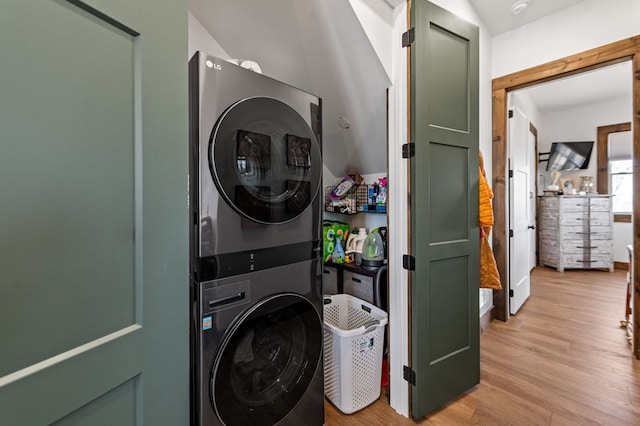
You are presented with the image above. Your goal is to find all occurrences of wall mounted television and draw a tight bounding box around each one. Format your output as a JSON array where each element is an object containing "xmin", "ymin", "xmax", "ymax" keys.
[{"xmin": 545, "ymin": 141, "xmax": 594, "ymax": 171}]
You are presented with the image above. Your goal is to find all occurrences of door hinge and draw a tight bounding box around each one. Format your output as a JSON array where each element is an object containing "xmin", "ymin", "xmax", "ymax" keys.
[
  {"xmin": 403, "ymin": 255, "xmax": 415, "ymax": 270},
  {"xmin": 508, "ymin": 109, "xmax": 514, "ymax": 118},
  {"xmin": 402, "ymin": 142, "xmax": 415, "ymax": 159},
  {"xmin": 509, "ymin": 229, "xmax": 514, "ymax": 238},
  {"xmin": 508, "ymin": 169, "xmax": 513, "ymax": 178},
  {"xmin": 402, "ymin": 28, "xmax": 415, "ymax": 47},
  {"xmin": 403, "ymin": 365, "xmax": 416, "ymax": 385},
  {"xmin": 509, "ymin": 289, "xmax": 514, "ymax": 297}
]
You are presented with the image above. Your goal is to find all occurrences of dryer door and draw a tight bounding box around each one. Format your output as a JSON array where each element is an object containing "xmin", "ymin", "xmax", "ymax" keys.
[
  {"xmin": 211, "ymin": 293, "xmax": 322, "ymax": 426},
  {"xmin": 210, "ymin": 97, "xmax": 322, "ymax": 224}
]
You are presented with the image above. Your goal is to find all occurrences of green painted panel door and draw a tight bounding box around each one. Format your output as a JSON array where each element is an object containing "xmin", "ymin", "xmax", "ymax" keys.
[
  {"xmin": 408, "ymin": 0, "xmax": 480, "ymax": 418},
  {"xmin": 0, "ymin": 1, "xmax": 188, "ymax": 424}
]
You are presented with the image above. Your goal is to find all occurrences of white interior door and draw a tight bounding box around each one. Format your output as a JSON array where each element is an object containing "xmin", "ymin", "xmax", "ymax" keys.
[
  {"xmin": 529, "ymin": 127, "xmax": 537, "ymax": 270},
  {"xmin": 509, "ymin": 101, "xmax": 532, "ymax": 314}
]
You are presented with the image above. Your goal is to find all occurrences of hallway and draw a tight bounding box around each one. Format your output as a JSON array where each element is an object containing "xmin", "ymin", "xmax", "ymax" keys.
[{"xmin": 325, "ymin": 267, "xmax": 640, "ymax": 425}]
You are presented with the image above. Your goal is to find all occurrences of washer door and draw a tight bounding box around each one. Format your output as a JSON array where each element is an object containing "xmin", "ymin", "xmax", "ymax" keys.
[
  {"xmin": 211, "ymin": 293, "xmax": 322, "ymax": 426},
  {"xmin": 210, "ymin": 97, "xmax": 322, "ymax": 224}
]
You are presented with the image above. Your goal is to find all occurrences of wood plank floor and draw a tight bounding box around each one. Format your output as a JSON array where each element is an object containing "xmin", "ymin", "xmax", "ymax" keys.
[{"xmin": 325, "ymin": 267, "xmax": 640, "ymax": 425}]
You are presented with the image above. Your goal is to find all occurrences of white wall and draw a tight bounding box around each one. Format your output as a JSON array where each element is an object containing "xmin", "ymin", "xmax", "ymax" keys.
[
  {"xmin": 349, "ymin": 0, "xmax": 394, "ymax": 81},
  {"xmin": 492, "ymin": 0, "xmax": 640, "ymax": 77},
  {"xmin": 609, "ymin": 131, "xmax": 633, "ymax": 160},
  {"xmin": 614, "ymin": 223, "xmax": 634, "ymax": 263},
  {"xmin": 188, "ymin": 12, "xmax": 230, "ymax": 60},
  {"xmin": 537, "ymin": 96, "xmax": 632, "ymax": 187}
]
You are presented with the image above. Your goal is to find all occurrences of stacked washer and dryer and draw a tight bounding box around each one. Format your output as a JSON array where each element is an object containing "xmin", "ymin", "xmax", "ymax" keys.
[{"xmin": 188, "ymin": 52, "xmax": 325, "ymax": 426}]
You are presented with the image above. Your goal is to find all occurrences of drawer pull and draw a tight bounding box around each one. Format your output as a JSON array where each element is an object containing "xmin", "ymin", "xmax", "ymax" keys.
[
  {"xmin": 352, "ymin": 277, "xmax": 362, "ymax": 283},
  {"xmin": 577, "ymin": 246, "xmax": 596, "ymax": 249},
  {"xmin": 209, "ymin": 292, "xmax": 246, "ymax": 309}
]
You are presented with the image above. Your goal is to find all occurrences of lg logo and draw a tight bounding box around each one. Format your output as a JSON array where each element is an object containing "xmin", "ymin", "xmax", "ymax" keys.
[{"xmin": 205, "ymin": 60, "xmax": 222, "ymax": 70}]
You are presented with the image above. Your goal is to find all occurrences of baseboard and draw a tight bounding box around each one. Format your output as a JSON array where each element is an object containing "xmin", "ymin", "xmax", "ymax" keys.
[
  {"xmin": 614, "ymin": 261, "xmax": 629, "ymax": 271},
  {"xmin": 480, "ymin": 307, "xmax": 492, "ymax": 333}
]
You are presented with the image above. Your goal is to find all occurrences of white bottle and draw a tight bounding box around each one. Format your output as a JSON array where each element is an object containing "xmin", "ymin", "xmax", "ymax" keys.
[{"xmin": 346, "ymin": 228, "xmax": 368, "ymax": 253}]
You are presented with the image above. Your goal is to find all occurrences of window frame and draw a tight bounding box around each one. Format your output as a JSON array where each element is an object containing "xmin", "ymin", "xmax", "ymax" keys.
[{"xmin": 596, "ymin": 122, "xmax": 632, "ymax": 223}]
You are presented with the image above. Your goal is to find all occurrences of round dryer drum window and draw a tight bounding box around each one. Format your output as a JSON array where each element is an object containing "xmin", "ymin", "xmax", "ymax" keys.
[
  {"xmin": 210, "ymin": 97, "xmax": 322, "ymax": 224},
  {"xmin": 211, "ymin": 294, "xmax": 322, "ymax": 426}
]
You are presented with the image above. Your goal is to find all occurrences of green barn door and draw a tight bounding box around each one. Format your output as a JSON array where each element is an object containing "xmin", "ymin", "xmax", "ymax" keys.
[
  {"xmin": 407, "ymin": 0, "xmax": 480, "ymax": 418},
  {"xmin": 0, "ymin": 1, "xmax": 188, "ymax": 424}
]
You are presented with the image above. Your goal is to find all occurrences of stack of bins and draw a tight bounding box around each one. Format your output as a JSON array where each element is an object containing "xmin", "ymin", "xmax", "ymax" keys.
[{"xmin": 323, "ymin": 294, "xmax": 388, "ymax": 414}]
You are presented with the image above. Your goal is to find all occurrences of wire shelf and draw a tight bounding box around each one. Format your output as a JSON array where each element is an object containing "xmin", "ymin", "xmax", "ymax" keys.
[{"xmin": 324, "ymin": 185, "xmax": 386, "ymax": 214}]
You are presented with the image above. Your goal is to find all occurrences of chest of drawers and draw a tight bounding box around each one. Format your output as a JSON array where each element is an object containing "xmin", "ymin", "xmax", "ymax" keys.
[{"xmin": 538, "ymin": 195, "xmax": 613, "ymax": 272}]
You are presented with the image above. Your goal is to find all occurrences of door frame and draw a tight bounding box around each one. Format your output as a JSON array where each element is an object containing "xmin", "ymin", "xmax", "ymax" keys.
[{"xmin": 491, "ymin": 35, "xmax": 640, "ymax": 359}]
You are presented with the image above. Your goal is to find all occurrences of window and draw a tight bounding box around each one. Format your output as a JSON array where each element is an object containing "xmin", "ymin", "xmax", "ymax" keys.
[{"xmin": 610, "ymin": 159, "xmax": 633, "ymax": 213}]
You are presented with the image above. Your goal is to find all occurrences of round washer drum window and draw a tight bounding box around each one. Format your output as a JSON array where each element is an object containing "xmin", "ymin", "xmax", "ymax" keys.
[
  {"xmin": 211, "ymin": 294, "xmax": 322, "ymax": 426},
  {"xmin": 210, "ymin": 97, "xmax": 322, "ymax": 224}
]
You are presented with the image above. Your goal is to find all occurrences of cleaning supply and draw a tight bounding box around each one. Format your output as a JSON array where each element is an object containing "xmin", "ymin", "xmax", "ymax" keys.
[
  {"xmin": 323, "ymin": 221, "xmax": 349, "ymax": 263},
  {"xmin": 332, "ymin": 237, "xmax": 345, "ymax": 265},
  {"xmin": 346, "ymin": 228, "xmax": 368, "ymax": 253}
]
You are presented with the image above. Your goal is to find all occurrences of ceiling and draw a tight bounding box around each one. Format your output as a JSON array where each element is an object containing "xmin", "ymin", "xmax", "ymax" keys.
[
  {"xmin": 469, "ymin": 0, "xmax": 585, "ymax": 37},
  {"xmin": 515, "ymin": 60, "xmax": 632, "ymax": 113},
  {"xmin": 471, "ymin": 0, "xmax": 632, "ymax": 114}
]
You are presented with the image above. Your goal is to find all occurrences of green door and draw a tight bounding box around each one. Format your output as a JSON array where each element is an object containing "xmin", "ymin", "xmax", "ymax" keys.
[
  {"xmin": 408, "ymin": 0, "xmax": 480, "ymax": 418},
  {"xmin": 0, "ymin": 1, "xmax": 188, "ymax": 424}
]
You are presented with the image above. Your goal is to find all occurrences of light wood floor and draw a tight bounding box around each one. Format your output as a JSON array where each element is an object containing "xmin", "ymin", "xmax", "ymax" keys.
[{"xmin": 325, "ymin": 267, "xmax": 640, "ymax": 425}]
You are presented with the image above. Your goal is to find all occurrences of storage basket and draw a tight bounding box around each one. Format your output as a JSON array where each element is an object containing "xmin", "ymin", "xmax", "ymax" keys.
[{"xmin": 323, "ymin": 294, "xmax": 388, "ymax": 414}]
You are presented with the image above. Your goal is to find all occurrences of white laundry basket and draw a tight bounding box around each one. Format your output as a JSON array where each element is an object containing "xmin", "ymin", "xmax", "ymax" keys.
[{"xmin": 323, "ymin": 294, "xmax": 388, "ymax": 414}]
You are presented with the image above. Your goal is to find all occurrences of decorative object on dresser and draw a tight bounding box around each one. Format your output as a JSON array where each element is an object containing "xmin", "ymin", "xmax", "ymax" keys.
[
  {"xmin": 538, "ymin": 195, "xmax": 613, "ymax": 272},
  {"xmin": 560, "ymin": 178, "xmax": 578, "ymax": 195}
]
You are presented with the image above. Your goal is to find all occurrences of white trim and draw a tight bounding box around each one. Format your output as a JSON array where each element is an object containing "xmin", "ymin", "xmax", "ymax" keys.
[
  {"xmin": 0, "ymin": 324, "xmax": 142, "ymax": 387},
  {"xmin": 388, "ymin": 1, "xmax": 409, "ymax": 417}
]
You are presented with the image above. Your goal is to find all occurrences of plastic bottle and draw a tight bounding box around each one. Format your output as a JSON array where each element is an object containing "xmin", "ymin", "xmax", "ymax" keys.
[
  {"xmin": 346, "ymin": 228, "xmax": 368, "ymax": 252},
  {"xmin": 332, "ymin": 237, "xmax": 345, "ymax": 264}
]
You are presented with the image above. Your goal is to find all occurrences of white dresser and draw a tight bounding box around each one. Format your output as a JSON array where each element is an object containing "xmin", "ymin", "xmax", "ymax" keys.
[{"xmin": 538, "ymin": 195, "xmax": 613, "ymax": 272}]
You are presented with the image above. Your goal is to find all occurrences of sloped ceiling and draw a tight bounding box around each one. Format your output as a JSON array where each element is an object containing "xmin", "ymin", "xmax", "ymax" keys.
[{"xmin": 189, "ymin": 0, "xmax": 392, "ymax": 177}]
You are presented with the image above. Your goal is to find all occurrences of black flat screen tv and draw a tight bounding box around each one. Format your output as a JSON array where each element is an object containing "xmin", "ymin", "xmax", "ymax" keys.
[{"xmin": 546, "ymin": 141, "xmax": 594, "ymax": 171}]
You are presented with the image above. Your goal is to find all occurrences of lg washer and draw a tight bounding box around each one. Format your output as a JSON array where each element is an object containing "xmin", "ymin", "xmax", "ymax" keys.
[{"xmin": 191, "ymin": 259, "xmax": 324, "ymax": 426}]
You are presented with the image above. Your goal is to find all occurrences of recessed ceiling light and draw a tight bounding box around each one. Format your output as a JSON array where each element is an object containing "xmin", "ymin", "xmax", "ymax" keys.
[{"xmin": 511, "ymin": 0, "xmax": 530, "ymax": 15}]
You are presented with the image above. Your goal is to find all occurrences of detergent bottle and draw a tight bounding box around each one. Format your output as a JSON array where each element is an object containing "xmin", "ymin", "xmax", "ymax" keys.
[{"xmin": 346, "ymin": 228, "xmax": 368, "ymax": 253}]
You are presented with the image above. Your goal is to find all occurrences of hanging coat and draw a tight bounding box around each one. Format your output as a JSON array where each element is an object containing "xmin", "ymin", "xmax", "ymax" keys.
[{"xmin": 479, "ymin": 150, "xmax": 502, "ymax": 289}]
